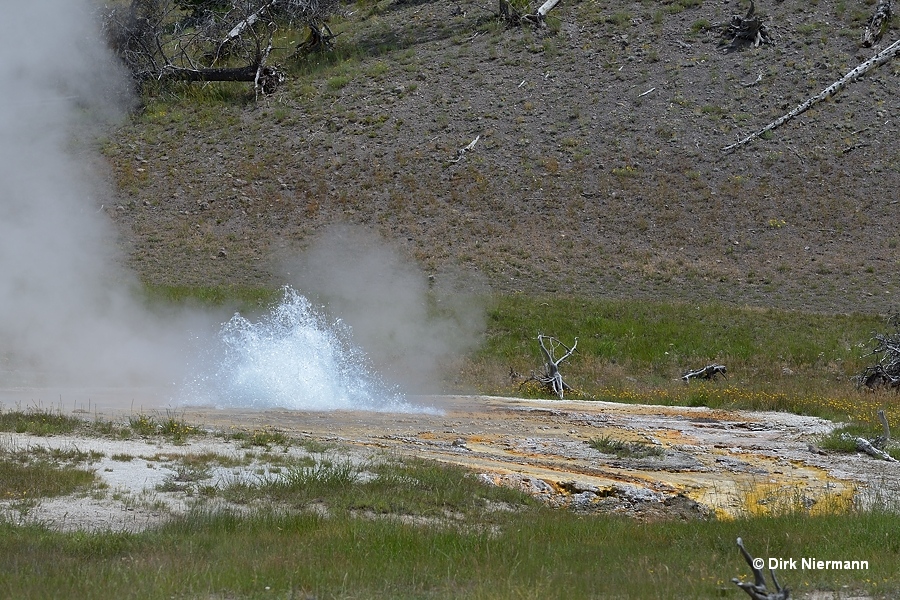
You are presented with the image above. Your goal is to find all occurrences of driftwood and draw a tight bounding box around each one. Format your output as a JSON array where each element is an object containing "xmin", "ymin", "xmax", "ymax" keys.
[
  {"xmin": 733, "ymin": 537, "xmax": 790, "ymax": 600},
  {"xmin": 682, "ymin": 364, "xmax": 727, "ymax": 382},
  {"xmin": 843, "ymin": 434, "xmax": 898, "ymax": 461},
  {"xmin": 722, "ymin": 37, "xmax": 900, "ymax": 152},
  {"xmin": 526, "ymin": 334, "xmax": 577, "ymax": 399},
  {"xmin": 863, "ymin": 0, "xmax": 893, "ymax": 47},
  {"xmin": 717, "ymin": 1, "xmax": 773, "ymax": 52},
  {"xmin": 840, "ymin": 410, "xmax": 898, "ymax": 462}
]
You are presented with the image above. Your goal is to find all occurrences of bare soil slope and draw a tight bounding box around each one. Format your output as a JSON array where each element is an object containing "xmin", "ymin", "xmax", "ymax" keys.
[{"xmin": 104, "ymin": 0, "xmax": 900, "ymax": 313}]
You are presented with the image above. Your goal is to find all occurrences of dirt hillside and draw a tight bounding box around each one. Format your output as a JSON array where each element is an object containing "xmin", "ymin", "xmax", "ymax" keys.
[{"xmin": 104, "ymin": 0, "xmax": 900, "ymax": 313}]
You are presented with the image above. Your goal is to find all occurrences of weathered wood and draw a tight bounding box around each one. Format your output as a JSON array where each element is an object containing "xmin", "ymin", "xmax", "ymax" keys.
[
  {"xmin": 537, "ymin": 0, "xmax": 561, "ymax": 17},
  {"xmin": 876, "ymin": 409, "xmax": 891, "ymax": 447},
  {"xmin": 844, "ymin": 433, "xmax": 898, "ymax": 461},
  {"xmin": 499, "ymin": 0, "xmax": 561, "ymax": 26},
  {"xmin": 732, "ymin": 537, "xmax": 790, "ymax": 600},
  {"xmin": 528, "ymin": 334, "xmax": 578, "ymax": 399},
  {"xmin": 856, "ymin": 315, "xmax": 900, "ymax": 390},
  {"xmin": 717, "ymin": 1, "xmax": 773, "ymax": 52},
  {"xmin": 863, "ymin": 0, "xmax": 893, "ymax": 47},
  {"xmin": 449, "ymin": 135, "xmax": 480, "ymax": 163},
  {"xmin": 682, "ymin": 364, "xmax": 727, "ymax": 382},
  {"xmin": 722, "ymin": 37, "xmax": 900, "ymax": 152},
  {"xmin": 838, "ymin": 411, "xmax": 897, "ymax": 461}
]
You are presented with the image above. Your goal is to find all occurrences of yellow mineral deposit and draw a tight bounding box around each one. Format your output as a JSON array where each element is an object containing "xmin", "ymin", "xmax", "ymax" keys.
[{"xmin": 180, "ymin": 395, "xmax": 873, "ymax": 519}]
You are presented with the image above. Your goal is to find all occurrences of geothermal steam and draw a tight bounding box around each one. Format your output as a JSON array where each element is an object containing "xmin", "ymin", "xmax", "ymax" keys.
[
  {"xmin": 0, "ymin": 0, "xmax": 212, "ymax": 391},
  {"xmin": 281, "ymin": 224, "xmax": 486, "ymax": 394},
  {"xmin": 1, "ymin": 2, "xmax": 481, "ymax": 411}
]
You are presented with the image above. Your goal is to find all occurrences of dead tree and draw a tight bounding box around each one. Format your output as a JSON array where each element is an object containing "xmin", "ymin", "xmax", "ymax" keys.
[
  {"xmin": 682, "ymin": 364, "xmax": 727, "ymax": 382},
  {"xmin": 103, "ymin": 0, "xmax": 283, "ymax": 94},
  {"xmin": 732, "ymin": 537, "xmax": 790, "ymax": 600},
  {"xmin": 722, "ymin": 36, "xmax": 900, "ymax": 152},
  {"xmin": 525, "ymin": 334, "xmax": 577, "ymax": 399},
  {"xmin": 102, "ymin": 0, "xmax": 340, "ymax": 95},
  {"xmin": 716, "ymin": 1, "xmax": 773, "ymax": 52},
  {"xmin": 855, "ymin": 313, "xmax": 900, "ymax": 391},
  {"xmin": 863, "ymin": 0, "xmax": 893, "ymax": 47}
]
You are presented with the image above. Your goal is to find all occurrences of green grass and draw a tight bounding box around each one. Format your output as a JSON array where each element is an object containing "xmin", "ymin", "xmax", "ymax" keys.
[
  {"xmin": 221, "ymin": 456, "xmax": 529, "ymax": 516},
  {"xmin": 0, "ymin": 408, "xmax": 82, "ymax": 436},
  {"xmin": 587, "ymin": 435, "xmax": 665, "ymax": 458},
  {"xmin": 2, "ymin": 492, "xmax": 898, "ymax": 598},
  {"xmin": 479, "ymin": 295, "xmax": 869, "ymax": 372},
  {"xmin": 469, "ymin": 294, "xmax": 887, "ymax": 421},
  {"xmin": 227, "ymin": 428, "xmax": 290, "ymax": 450},
  {"xmin": 141, "ymin": 284, "xmax": 279, "ymax": 313},
  {"xmin": 129, "ymin": 412, "xmax": 202, "ymax": 443},
  {"xmin": 0, "ymin": 446, "xmax": 97, "ymax": 501}
]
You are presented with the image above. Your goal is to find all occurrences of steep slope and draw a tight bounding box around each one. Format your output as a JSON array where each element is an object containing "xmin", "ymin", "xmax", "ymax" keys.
[{"xmin": 105, "ymin": 0, "xmax": 900, "ymax": 313}]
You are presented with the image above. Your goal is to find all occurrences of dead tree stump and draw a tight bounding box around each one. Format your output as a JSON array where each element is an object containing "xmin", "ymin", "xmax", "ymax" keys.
[
  {"xmin": 732, "ymin": 537, "xmax": 790, "ymax": 600},
  {"xmin": 717, "ymin": 1, "xmax": 773, "ymax": 52},
  {"xmin": 863, "ymin": 0, "xmax": 893, "ymax": 47},
  {"xmin": 522, "ymin": 334, "xmax": 578, "ymax": 399}
]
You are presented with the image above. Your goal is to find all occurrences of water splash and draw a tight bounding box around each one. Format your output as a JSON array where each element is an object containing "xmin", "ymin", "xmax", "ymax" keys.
[{"xmin": 183, "ymin": 287, "xmax": 427, "ymax": 412}]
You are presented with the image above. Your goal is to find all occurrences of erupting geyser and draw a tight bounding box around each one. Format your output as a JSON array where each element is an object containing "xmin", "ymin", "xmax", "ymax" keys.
[
  {"xmin": 0, "ymin": 2, "xmax": 471, "ymax": 414},
  {"xmin": 182, "ymin": 287, "xmax": 429, "ymax": 413}
]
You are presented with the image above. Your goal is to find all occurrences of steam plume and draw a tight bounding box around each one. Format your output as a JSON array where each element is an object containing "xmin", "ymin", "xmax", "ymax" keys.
[
  {"xmin": 282, "ymin": 224, "xmax": 486, "ymax": 393},
  {"xmin": 0, "ymin": 2, "xmax": 482, "ymax": 411},
  {"xmin": 0, "ymin": 1, "xmax": 211, "ymax": 397}
]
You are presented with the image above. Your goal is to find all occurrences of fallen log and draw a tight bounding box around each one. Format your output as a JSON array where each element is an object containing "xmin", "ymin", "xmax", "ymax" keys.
[
  {"xmin": 164, "ymin": 64, "xmax": 285, "ymax": 94},
  {"xmin": 682, "ymin": 364, "xmax": 727, "ymax": 382},
  {"xmin": 843, "ymin": 434, "xmax": 898, "ymax": 462},
  {"xmin": 840, "ymin": 410, "xmax": 897, "ymax": 461},
  {"xmin": 722, "ymin": 36, "xmax": 900, "ymax": 153}
]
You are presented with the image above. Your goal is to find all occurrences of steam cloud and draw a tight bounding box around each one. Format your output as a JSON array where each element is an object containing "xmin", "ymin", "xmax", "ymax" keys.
[
  {"xmin": 0, "ymin": 1, "xmax": 213, "ymax": 399},
  {"xmin": 0, "ymin": 2, "xmax": 483, "ymax": 410},
  {"xmin": 282, "ymin": 225, "xmax": 486, "ymax": 394}
]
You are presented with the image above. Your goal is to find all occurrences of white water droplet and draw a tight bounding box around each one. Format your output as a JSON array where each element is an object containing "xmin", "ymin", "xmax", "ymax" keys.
[{"xmin": 182, "ymin": 287, "xmax": 429, "ymax": 413}]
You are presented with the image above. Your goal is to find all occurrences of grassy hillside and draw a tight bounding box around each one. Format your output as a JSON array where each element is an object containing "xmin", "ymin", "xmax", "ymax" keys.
[{"xmin": 102, "ymin": 0, "xmax": 900, "ymax": 314}]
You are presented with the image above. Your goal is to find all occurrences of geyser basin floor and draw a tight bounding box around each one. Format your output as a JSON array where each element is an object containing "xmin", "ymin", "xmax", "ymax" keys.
[
  {"xmin": 5, "ymin": 395, "xmax": 896, "ymax": 530},
  {"xmin": 182, "ymin": 396, "xmax": 879, "ymax": 518}
]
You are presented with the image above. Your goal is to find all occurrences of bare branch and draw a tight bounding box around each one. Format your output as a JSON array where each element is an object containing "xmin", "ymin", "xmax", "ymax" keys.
[
  {"xmin": 527, "ymin": 334, "xmax": 578, "ymax": 399},
  {"xmin": 732, "ymin": 537, "xmax": 790, "ymax": 600},
  {"xmin": 102, "ymin": 0, "xmax": 340, "ymax": 94}
]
